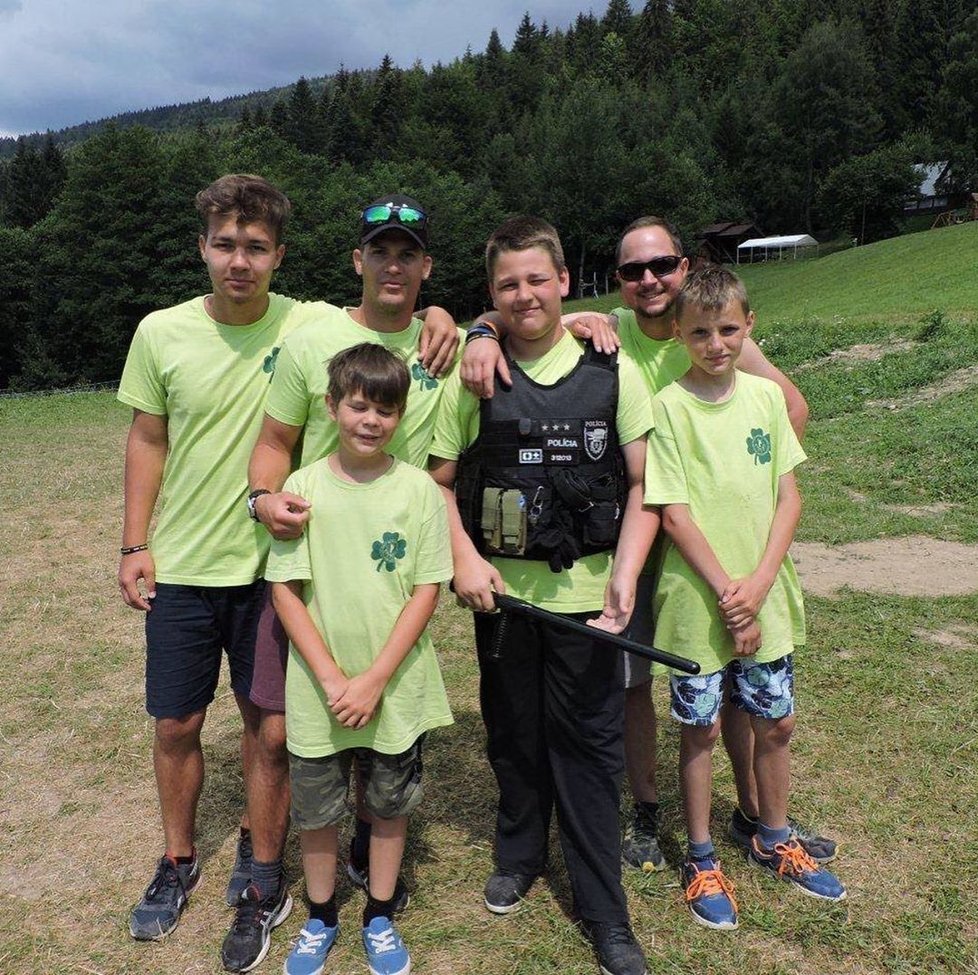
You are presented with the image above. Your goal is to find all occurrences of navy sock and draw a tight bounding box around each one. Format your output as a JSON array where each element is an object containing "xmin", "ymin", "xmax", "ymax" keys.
[
  {"xmin": 688, "ymin": 838, "xmax": 716, "ymax": 863},
  {"xmin": 309, "ymin": 895, "xmax": 338, "ymax": 927},
  {"xmin": 363, "ymin": 894, "xmax": 396, "ymax": 926},
  {"xmin": 251, "ymin": 857, "xmax": 283, "ymax": 900},
  {"xmin": 756, "ymin": 820, "xmax": 791, "ymax": 850}
]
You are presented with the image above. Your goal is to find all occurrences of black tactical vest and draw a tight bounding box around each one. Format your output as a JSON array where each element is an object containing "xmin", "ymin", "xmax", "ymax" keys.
[{"xmin": 456, "ymin": 342, "xmax": 625, "ymax": 573}]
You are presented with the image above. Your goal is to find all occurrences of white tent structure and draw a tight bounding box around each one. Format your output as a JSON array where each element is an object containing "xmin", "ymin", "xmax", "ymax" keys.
[{"xmin": 737, "ymin": 234, "xmax": 818, "ymax": 263}]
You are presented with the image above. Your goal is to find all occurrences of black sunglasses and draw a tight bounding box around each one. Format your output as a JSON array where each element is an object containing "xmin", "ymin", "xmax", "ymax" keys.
[{"xmin": 616, "ymin": 255, "xmax": 683, "ymax": 281}]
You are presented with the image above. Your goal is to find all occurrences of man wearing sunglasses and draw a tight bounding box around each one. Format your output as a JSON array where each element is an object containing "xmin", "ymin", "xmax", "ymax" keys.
[
  {"xmin": 460, "ymin": 215, "xmax": 835, "ymax": 879},
  {"xmin": 227, "ymin": 194, "xmax": 464, "ymax": 972}
]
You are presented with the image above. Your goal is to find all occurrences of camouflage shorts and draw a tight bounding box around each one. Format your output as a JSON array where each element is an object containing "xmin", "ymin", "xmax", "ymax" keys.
[
  {"xmin": 288, "ymin": 736, "xmax": 425, "ymax": 829},
  {"xmin": 669, "ymin": 654, "xmax": 795, "ymax": 726}
]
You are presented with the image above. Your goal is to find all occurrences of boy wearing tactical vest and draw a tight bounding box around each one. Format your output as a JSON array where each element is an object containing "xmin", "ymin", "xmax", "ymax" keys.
[{"xmin": 429, "ymin": 217, "xmax": 658, "ymax": 975}]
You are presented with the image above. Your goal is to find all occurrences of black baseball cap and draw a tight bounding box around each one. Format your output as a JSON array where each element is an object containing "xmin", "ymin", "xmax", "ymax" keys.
[{"xmin": 359, "ymin": 194, "xmax": 429, "ymax": 249}]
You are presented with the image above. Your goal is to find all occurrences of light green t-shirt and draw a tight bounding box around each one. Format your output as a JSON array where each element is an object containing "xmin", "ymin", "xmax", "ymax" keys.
[
  {"xmin": 613, "ymin": 307, "xmax": 691, "ymax": 396},
  {"xmin": 265, "ymin": 308, "xmax": 464, "ymax": 468},
  {"xmin": 265, "ymin": 457, "xmax": 453, "ymax": 758},
  {"xmin": 644, "ymin": 372, "xmax": 807, "ymax": 674},
  {"xmin": 430, "ymin": 329, "xmax": 653, "ymax": 613},
  {"xmin": 117, "ymin": 294, "xmax": 326, "ymax": 585}
]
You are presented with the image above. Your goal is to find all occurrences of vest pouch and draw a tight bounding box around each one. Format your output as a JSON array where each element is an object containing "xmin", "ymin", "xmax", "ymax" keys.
[
  {"xmin": 551, "ymin": 469, "xmax": 622, "ymax": 550},
  {"xmin": 481, "ymin": 488, "xmax": 527, "ymax": 556}
]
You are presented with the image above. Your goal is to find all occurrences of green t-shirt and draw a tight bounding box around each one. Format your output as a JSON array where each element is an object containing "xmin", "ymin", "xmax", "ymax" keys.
[
  {"xmin": 644, "ymin": 372, "xmax": 807, "ymax": 673},
  {"xmin": 265, "ymin": 307, "xmax": 464, "ymax": 468},
  {"xmin": 265, "ymin": 457, "xmax": 454, "ymax": 757},
  {"xmin": 613, "ymin": 307, "xmax": 691, "ymax": 396},
  {"xmin": 117, "ymin": 294, "xmax": 325, "ymax": 586},
  {"xmin": 430, "ymin": 329, "xmax": 653, "ymax": 613}
]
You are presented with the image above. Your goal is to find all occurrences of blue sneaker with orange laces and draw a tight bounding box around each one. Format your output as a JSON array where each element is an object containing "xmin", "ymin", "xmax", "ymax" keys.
[
  {"xmin": 748, "ymin": 836, "xmax": 846, "ymax": 901},
  {"xmin": 681, "ymin": 856, "xmax": 739, "ymax": 931}
]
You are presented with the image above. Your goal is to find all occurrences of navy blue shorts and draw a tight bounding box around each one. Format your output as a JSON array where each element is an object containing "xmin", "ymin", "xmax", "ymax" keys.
[{"xmin": 144, "ymin": 580, "xmax": 265, "ymax": 719}]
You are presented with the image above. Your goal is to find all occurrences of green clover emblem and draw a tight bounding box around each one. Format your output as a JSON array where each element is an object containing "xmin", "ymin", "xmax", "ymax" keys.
[
  {"xmin": 371, "ymin": 531, "xmax": 408, "ymax": 572},
  {"xmin": 262, "ymin": 346, "xmax": 281, "ymax": 381},
  {"xmin": 746, "ymin": 427, "xmax": 772, "ymax": 465},
  {"xmin": 411, "ymin": 361, "xmax": 439, "ymax": 391}
]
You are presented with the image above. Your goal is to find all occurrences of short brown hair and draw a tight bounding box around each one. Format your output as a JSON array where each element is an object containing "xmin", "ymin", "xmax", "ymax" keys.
[
  {"xmin": 615, "ymin": 216, "xmax": 684, "ymax": 265},
  {"xmin": 675, "ymin": 265, "xmax": 751, "ymax": 320},
  {"xmin": 486, "ymin": 216, "xmax": 565, "ymax": 279},
  {"xmin": 195, "ymin": 174, "xmax": 291, "ymax": 245},
  {"xmin": 326, "ymin": 343, "xmax": 410, "ymax": 414}
]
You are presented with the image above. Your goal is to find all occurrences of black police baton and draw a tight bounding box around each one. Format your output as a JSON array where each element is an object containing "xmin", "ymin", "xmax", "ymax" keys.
[{"xmin": 489, "ymin": 591, "xmax": 700, "ymax": 675}]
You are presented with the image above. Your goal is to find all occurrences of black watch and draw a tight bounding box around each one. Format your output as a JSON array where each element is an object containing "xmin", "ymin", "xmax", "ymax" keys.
[{"xmin": 247, "ymin": 488, "xmax": 271, "ymax": 521}]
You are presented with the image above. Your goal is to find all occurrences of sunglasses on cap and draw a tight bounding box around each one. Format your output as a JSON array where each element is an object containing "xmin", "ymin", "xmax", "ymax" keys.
[
  {"xmin": 616, "ymin": 255, "xmax": 683, "ymax": 281},
  {"xmin": 361, "ymin": 203, "xmax": 428, "ymax": 229}
]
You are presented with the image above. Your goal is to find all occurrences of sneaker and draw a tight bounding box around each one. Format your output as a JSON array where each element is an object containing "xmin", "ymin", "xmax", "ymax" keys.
[
  {"xmin": 621, "ymin": 803, "xmax": 666, "ymax": 873},
  {"xmin": 362, "ymin": 916, "xmax": 410, "ymax": 975},
  {"xmin": 681, "ymin": 857, "xmax": 739, "ymax": 931},
  {"xmin": 284, "ymin": 918, "xmax": 339, "ymax": 975},
  {"xmin": 483, "ymin": 870, "xmax": 536, "ymax": 914},
  {"xmin": 226, "ymin": 831, "xmax": 254, "ymax": 907},
  {"xmin": 221, "ymin": 882, "xmax": 294, "ymax": 973},
  {"xmin": 728, "ymin": 807, "xmax": 838, "ymax": 864},
  {"xmin": 748, "ymin": 836, "xmax": 847, "ymax": 901},
  {"xmin": 346, "ymin": 837, "xmax": 411, "ymax": 913},
  {"xmin": 581, "ymin": 920, "xmax": 649, "ymax": 975},
  {"xmin": 129, "ymin": 854, "xmax": 201, "ymax": 941}
]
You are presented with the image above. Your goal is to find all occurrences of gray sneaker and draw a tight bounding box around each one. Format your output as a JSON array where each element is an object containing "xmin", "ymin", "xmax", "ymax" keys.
[
  {"xmin": 225, "ymin": 831, "xmax": 253, "ymax": 907},
  {"xmin": 129, "ymin": 854, "xmax": 201, "ymax": 940},
  {"xmin": 621, "ymin": 802, "xmax": 666, "ymax": 873},
  {"xmin": 728, "ymin": 807, "xmax": 838, "ymax": 864}
]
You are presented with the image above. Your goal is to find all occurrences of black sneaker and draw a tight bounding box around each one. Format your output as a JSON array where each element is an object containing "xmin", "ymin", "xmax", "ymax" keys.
[
  {"xmin": 129, "ymin": 854, "xmax": 201, "ymax": 941},
  {"xmin": 621, "ymin": 802, "xmax": 666, "ymax": 873},
  {"xmin": 225, "ymin": 831, "xmax": 253, "ymax": 907},
  {"xmin": 346, "ymin": 835, "xmax": 411, "ymax": 913},
  {"xmin": 581, "ymin": 920, "xmax": 649, "ymax": 975},
  {"xmin": 483, "ymin": 870, "xmax": 535, "ymax": 914},
  {"xmin": 728, "ymin": 807, "xmax": 838, "ymax": 864},
  {"xmin": 220, "ymin": 882, "xmax": 293, "ymax": 973}
]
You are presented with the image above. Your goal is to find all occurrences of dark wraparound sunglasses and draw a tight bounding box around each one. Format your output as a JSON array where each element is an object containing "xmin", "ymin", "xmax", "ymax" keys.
[
  {"xmin": 361, "ymin": 203, "xmax": 427, "ymax": 229},
  {"xmin": 616, "ymin": 255, "xmax": 683, "ymax": 281}
]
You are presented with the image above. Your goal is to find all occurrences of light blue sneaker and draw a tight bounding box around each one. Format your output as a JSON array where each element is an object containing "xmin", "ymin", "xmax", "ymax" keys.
[
  {"xmin": 284, "ymin": 919, "xmax": 339, "ymax": 975},
  {"xmin": 681, "ymin": 857, "xmax": 739, "ymax": 931},
  {"xmin": 748, "ymin": 837, "xmax": 847, "ymax": 901},
  {"xmin": 362, "ymin": 916, "xmax": 410, "ymax": 975}
]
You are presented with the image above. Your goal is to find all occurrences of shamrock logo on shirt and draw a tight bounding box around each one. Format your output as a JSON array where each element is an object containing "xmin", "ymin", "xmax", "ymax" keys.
[
  {"xmin": 411, "ymin": 361, "xmax": 439, "ymax": 391},
  {"xmin": 263, "ymin": 347, "xmax": 281, "ymax": 381},
  {"xmin": 746, "ymin": 428, "xmax": 772, "ymax": 465},
  {"xmin": 371, "ymin": 531, "xmax": 408, "ymax": 571}
]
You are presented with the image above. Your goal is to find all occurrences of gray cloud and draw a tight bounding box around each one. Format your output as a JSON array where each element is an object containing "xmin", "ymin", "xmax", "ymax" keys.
[{"xmin": 0, "ymin": 0, "xmax": 632, "ymax": 137}]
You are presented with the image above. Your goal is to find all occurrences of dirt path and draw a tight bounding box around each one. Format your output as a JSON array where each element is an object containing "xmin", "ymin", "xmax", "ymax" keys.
[{"xmin": 792, "ymin": 535, "xmax": 978, "ymax": 597}]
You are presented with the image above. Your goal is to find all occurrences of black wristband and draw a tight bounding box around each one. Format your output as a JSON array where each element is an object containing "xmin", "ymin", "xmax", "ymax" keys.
[{"xmin": 120, "ymin": 543, "xmax": 148, "ymax": 555}]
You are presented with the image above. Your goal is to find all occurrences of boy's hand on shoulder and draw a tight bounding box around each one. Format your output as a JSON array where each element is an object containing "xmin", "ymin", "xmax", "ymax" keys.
[
  {"xmin": 256, "ymin": 491, "xmax": 311, "ymax": 540},
  {"xmin": 453, "ymin": 555, "xmax": 506, "ymax": 613},
  {"xmin": 330, "ymin": 671, "xmax": 385, "ymax": 729},
  {"xmin": 730, "ymin": 619, "xmax": 762, "ymax": 657},
  {"xmin": 719, "ymin": 574, "xmax": 772, "ymax": 628},
  {"xmin": 460, "ymin": 332, "xmax": 510, "ymax": 399}
]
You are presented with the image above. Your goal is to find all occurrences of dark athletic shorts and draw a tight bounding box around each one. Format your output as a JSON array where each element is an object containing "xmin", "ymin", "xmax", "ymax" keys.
[
  {"xmin": 249, "ymin": 585, "xmax": 289, "ymax": 713},
  {"xmin": 145, "ymin": 580, "xmax": 265, "ymax": 719}
]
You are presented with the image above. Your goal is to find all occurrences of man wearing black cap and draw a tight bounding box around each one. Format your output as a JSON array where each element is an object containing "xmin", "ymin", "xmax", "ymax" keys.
[{"xmin": 222, "ymin": 193, "xmax": 462, "ymax": 971}]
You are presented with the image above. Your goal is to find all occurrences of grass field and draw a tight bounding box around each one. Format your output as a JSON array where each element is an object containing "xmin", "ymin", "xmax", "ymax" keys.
[{"xmin": 1, "ymin": 226, "xmax": 977, "ymax": 975}]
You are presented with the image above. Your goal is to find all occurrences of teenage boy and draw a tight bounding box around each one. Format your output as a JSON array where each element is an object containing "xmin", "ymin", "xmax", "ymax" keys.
[
  {"xmin": 459, "ymin": 216, "xmax": 833, "ymax": 875},
  {"xmin": 118, "ymin": 176, "xmax": 456, "ymax": 964},
  {"xmin": 267, "ymin": 343, "xmax": 452, "ymax": 975},
  {"xmin": 645, "ymin": 266, "xmax": 845, "ymax": 930},
  {"xmin": 430, "ymin": 217, "xmax": 658, "ymax": 975},
  {"xmin": 119, "ymin": 174, "xmax": 308, "ymax": 945},
  {"xmin": 232, "ymin": 195, "xmax": 461, "ymax": 969}
]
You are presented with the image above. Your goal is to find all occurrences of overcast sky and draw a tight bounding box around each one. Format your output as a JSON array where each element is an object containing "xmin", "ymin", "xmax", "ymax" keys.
[{"xmin": 0, "ymin": 0, "xmax": 635, "ymax": 138}]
